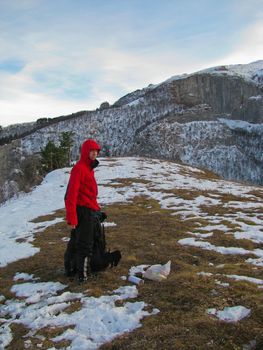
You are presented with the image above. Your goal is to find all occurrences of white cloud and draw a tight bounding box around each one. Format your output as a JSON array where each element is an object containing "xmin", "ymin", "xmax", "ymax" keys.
[
  {"xmin": 0, "ymin": 1, "xmax": 262, "ymax": 127},
  {"xmin": 200, "ymin": 20, "xmax": 263, "ymax": 68},
  {"xmin": 0, "ymin": 43, "xmax": 214, "ymax": 126},
  {"xmin": 0, "ymin": 91, "xmax": 91, "ymax": 126}
]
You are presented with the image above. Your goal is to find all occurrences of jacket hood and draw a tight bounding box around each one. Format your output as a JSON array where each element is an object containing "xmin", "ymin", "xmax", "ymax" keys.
[{"xmin": 80, "ymin": 139, "xmax": 101, "ymax": 167}]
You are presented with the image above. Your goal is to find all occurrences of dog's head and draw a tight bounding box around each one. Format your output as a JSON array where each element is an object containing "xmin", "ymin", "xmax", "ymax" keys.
[{"xmin": 110, "ymin": 250, "xmax": 122, "ymax": 267}]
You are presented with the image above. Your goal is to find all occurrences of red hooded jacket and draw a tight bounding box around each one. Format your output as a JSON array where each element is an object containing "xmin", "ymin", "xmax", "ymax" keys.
[{"xmin": 65, "ymin": 139, "xmax": 101, "ymax": 226}]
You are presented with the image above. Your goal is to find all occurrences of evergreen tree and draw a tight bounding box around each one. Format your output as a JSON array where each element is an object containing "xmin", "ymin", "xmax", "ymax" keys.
[
  {"xmin": 40, "ymin": 132, "xmax": 74, "ymax": 172},
  {"xmin": 59, "ymin": 131, "xmax": 74, "ymax": 166},
  {"xmin": 40, "ymin": 140, "xmax": 59, "ymax": 172}
]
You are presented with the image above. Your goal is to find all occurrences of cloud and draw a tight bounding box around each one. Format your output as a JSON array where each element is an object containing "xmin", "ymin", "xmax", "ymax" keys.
[
  {"xmin": 219, "ymin": 20, "xmax": 263, "ymax": 64},
  {"xmin": 0, "ymin": 40, "xmax": 218, "ymax": 122},
  {"xmin": 0, "ymin": 0, "xmax": 262, "ymax": 126},
  {"xmin": 0, "ymin": 90, "xmax": 93, "ymax": 126},
  {"xmin": 200, "ymin": 20, "xmax": 263, "ymax": 68}
]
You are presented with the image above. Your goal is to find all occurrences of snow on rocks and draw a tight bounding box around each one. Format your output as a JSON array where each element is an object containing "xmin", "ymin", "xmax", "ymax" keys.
[{"xmin": 207, "ymin": 306, "xmax": 251, "ymax": 322}]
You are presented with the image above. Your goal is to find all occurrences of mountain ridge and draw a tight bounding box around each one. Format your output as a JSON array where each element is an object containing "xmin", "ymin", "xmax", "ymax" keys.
[
  {"xmin": 1, "ymin": 59, "xmax": 263, "ymax": 134},
  {"xmin": 0, "ymin": 59, "xmax": 263, "ymax": 203}
]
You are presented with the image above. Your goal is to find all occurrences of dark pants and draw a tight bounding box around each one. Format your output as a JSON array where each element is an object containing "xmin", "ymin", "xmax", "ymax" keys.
[{"xmin": 64, "ymin": 206, "xmax": 97, "ymax": 278}]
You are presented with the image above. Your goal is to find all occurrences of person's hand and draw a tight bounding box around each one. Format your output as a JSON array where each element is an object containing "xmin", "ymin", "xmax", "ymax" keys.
[{"xmin": 69, "ymin": 224, "xmax": 76, "ymax": 229}]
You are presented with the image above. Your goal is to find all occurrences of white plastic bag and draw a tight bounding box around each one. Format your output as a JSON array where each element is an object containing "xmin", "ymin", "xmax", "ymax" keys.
[{"xmin": 143, "ymin": 260, "xmax": 171, "ymax": 281}]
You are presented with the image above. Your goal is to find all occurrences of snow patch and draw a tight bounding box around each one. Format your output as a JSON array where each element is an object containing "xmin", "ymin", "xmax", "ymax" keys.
[
  {"xmin": 226, "ymin": 274, "xmax": 263, "ymax": 285},
  {"xmin": 0, "ymin": 277, "xmax": 159, "ymax": 349},
  {"xmin": 13, "ymin": 273, "xmax": 39, "ymax": 282},
  {"xmin": 207, "ymin": 305, "xmax": 251, "ymax": 322}
]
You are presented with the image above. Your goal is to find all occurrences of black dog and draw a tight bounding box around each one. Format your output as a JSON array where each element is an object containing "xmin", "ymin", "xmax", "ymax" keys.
[
  {"xmin": 90, "ymin": 249, "xmax": 122, "ymax": 273},
  {"xmin": 107, "ymin": 250, "xmax": 122, "ymax": 268}
]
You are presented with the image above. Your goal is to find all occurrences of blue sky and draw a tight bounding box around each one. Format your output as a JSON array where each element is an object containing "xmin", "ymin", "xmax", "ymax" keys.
[{"xmin": 0, "ymin": 0, "xmax": 262, "ymax": 126}]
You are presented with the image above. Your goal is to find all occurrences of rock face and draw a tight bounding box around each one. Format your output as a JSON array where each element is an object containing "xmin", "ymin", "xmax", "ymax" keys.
[
  {"xmin": 1, "ymin": 60, "xmax": 263, "ymax": 202},
  {"xmin": 0, "ymin": 140, "xmax": 42, "ymax": 203}
]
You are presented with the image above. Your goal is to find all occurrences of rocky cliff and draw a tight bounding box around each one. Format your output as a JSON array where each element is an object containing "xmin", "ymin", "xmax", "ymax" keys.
[
  {"xmin": 1, "ymin": 60, "xmax": 263, "ymax": 203},
  {"xmin": 0, "ymin": 140, "xmax": 42, "ymax": 203}
]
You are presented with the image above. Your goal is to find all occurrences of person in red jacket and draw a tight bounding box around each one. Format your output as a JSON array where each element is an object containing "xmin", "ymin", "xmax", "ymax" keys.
[
  {"xmin": 65, "ymin": 139, "xmax": 101, "ymax": 226},
  {"xmin": 64, "ymin": 139, "xmax": 105, "ymax": 283}
]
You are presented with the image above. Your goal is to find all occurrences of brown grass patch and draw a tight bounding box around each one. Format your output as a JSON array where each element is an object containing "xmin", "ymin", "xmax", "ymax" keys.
[{"xmin": 1, "ymin": 194, "xmax": 263, "ymax": 349}]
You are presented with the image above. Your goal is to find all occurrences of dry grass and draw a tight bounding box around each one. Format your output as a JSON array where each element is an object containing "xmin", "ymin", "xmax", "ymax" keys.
[
  {"xmin": 106, "ymin": 178, "xmax": 152, "ymax": 188},
  {"xmin": 1, "ymin": 186, "xmax": 263, "ymax": 349}
]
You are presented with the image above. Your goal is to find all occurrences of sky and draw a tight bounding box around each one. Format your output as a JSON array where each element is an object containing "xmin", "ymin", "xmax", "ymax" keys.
[{"xmin": 0, "ymin": 0, "xmax": 262, "ymax": 127}]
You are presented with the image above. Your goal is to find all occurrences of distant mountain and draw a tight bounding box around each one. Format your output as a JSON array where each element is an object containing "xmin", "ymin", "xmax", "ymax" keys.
[{"xmin": 1, "ymin": 60, "xmax": 263, "ymax": 203}]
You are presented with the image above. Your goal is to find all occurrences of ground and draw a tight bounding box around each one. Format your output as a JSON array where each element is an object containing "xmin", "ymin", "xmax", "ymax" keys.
[{"xmin": 0, "ymin": 157, "xmax": 263, "ymax": 350}]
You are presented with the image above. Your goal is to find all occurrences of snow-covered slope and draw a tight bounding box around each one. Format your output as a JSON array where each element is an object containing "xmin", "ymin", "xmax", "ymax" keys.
[
  {"xmin": 132, "ymin": 117, "xmax": 263, "ymax": 184},
  {"xmin": 1, "ymin": 157, "xmax": 263, "ymax": 267},
  {"xmin": 159, "ymin": 59, "xmax": 263, "ymax": 87},
  {"xmin": 1, "ymin": 157, "xmax": 263, "ymax": 348},
  {"xmin": 0, "ymin": 121, "xmax": 36, "ymax": 143},
  {"xmin": 195, "ymin": 60, "xmax": 263, "ymax": 85}
]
